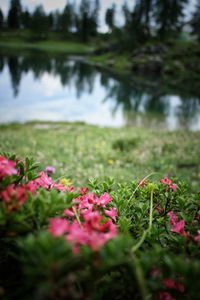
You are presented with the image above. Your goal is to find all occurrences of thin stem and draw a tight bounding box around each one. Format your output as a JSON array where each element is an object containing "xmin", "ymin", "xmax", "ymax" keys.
[
  {"xmin": 131, "ymin": 252, "xmax": 150, "ymax": 300},
  {"xmin": 72, "ymin": 207, "xmax": 82, "ymax": 226},
  {"xmin": 132, "ymin": 189, "xmax": 154, "ymax": 253},
  {"xmin": 149, "ymin": 189, "xmax": 153, "ymax": 228},
  {"xmin": 129, "ymin": 172, "xmax": 158, "ymax": 202}
]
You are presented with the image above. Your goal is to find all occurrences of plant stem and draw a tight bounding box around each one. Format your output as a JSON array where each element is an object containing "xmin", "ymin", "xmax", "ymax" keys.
[
  {"xmin": 131, "ymin": 252, "xmax": 150, "ymax": 300},
  {"xmin": 132, "ymin": 189, "xmax": 154, "ymax": 253},
  {"xmin": 72, "ymin": 207, "xmax": 82, "ymax": 226}
]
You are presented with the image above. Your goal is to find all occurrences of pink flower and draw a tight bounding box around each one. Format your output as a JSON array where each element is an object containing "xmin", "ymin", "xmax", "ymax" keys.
[
  {"xmin": 158, "ymin": 291, "xmax": 175, "ymax": 300},
  {"xmin": 66, "ymin": 221, "xmax": 89, "ymax": 246},
  {"xmin": 49, "ymin": 218, "xmax": 69, "ymax": 237},
  {"xmin": 97, "ymin": 192, "xmax": 112, "ymax": 207},
  {"xmin": 78, "ymin": 193, "xmax": 97, "ymax": 210},
  {"xmin": 160, "ymin": 177, "xmax": 177, "ymax": 192},
  {"xmin": 66, "ymin": 186, "xmax": 75, "ymax": 193},
  {"xmin": 79, "ymin": 187, "xmax": 89, "ymax": 195},
  {"xmin": 160, "ymin": 177, "xmax": 172, "ymax": 186},
  {"xmin": 26, "ymin": 181, "xmax": 38, "ymax": 193},
  {"xmin": 1, "ymin": 184, "xmax": 29, "ymax": 211},
  {"xmin": 63, "ymin": 208, "xmax": 75, "ymax": 218},
  {"xmin": 104, "ymin": 207, "xmax": 117, "ymax": 221},
  {"xmin": 34, "ymin": 171, "xmax": 53, "ymax": 190},
  {"xmin": 169, "ymin": 184, "xmax": 177, "ymax": 192},
  {"xmin": 171, "ymin": 220, "xmax": 187, "ymax": 237},
  {"xmin": 163, "ymin": 278, "xmax": 185, "ymax": 293},
  {"xmin": 45, "ymin": 166, "xmax": 55, "ymax": 176},
  {"xmin": 53, "ymin": 183, "xmax": 67, "ymax": 192},
  {"xmin": 194, "ymin": 230, "xmax": 200, "ymax": 246},
  {"xmin": 0, "ymin": 156, "xmax": 17, "ymax": 180},
  {"xmin": 168, "ymin": 211, "xmax": 188, "ymax": 237},
  {"xmin": 167, "ymin": 211, "xmax": 178, "ymax": 226}
]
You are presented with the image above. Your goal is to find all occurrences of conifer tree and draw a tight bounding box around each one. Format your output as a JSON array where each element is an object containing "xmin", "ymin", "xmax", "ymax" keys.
[{"xmin": 7, "ymin": 0, "xmax": 22, "ymax": 29}]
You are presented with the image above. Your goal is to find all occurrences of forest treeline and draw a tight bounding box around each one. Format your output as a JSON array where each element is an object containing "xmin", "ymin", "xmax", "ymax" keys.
[{"xmin": 0, "ymin": 0, "xmax": 200, "ymax": 46}]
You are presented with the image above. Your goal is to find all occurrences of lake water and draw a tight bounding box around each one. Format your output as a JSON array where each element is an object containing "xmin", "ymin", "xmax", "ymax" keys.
[{"xmin": 0, "ymin": 50, "xmax": 200, "ymax": 130}]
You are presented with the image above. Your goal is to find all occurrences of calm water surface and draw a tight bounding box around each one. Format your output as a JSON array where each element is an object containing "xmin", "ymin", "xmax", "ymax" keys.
[{"xmin": 0, "ymin": 50, "xmax": 200, "ymax": 130}]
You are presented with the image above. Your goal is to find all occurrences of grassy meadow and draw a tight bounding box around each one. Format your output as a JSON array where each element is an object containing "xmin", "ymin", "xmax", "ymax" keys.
[{"xmin": 1, "ymin": 122, "xmax": 199, "ymax": 191}]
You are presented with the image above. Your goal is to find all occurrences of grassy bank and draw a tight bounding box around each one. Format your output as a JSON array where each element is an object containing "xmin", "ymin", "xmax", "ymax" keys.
[
  {"xmin": 90, "ymin": 40, "xmax": 200, "ymax": 80},
  {"xmin": 0, "ymin": 31, "xmax": 94, "ymax": 54},
  {"xmin": 1, "ymin": 122, "xmax": 199, "ymax": 191}
]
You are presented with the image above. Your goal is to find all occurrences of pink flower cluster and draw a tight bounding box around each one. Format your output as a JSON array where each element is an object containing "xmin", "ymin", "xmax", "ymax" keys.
[
  {"xmin": 158, "ymin": 277, "xmax": 185, "ymax": 299},
  {"xmin": 1, "ymin": 184, "xmax": 32, "ymax": 211},
  {"xmin": 151, "ymin": 269, "xmax": 185, "ymax": 300},
  {"xmin": 160, "ymin": 177, "xmax": 177, "ymax": 192},
  {"xmin": 0, "ymin": 156, "xmax": 17, "ymax": 181},
  {"xmin": 167, "ymin": 211, "xmax": 188, "ymax": 237},
  {"xmin": 25, "ymin": 172, "xmax": 76, "ymax": 194},
  {"xmin": 168, "ymin": 211, "xmax": 200, "ymax": 246},
  {"xmin": 49, "ymin": 192, "xmax": 118, "ymax": 253}
]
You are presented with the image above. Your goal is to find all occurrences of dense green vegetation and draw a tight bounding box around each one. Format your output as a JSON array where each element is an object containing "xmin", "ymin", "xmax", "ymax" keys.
[{"xmin": 0, "ymin": 123, "xmax": 199, "ymax": 192}]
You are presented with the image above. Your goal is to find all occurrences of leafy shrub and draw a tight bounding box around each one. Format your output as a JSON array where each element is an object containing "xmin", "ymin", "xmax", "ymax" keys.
[{"xmin": 0, "ymin": 154, "xmax": 199, "ymax": 299}]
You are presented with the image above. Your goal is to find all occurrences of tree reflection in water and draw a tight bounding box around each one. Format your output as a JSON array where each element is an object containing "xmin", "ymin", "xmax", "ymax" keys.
[{"xmin": 0, "ymin": 49, "xmax": 200, "ymax": 130}]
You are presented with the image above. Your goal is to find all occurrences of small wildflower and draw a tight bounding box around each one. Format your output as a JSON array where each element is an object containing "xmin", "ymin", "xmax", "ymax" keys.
[
  {"xmin": 0, "ymin": 156, "xmax": 17, "ymax": 180},
  {"xmin": 60, "ymin": 178, "xmax": 73, "ymax": 186},
  {"xmin": 107, "ymin": 159, "xmax": 114, "ymax": 165},
  {"xmin": 45, "ymin": 166, "xmax": 55, "ymax": 176}
]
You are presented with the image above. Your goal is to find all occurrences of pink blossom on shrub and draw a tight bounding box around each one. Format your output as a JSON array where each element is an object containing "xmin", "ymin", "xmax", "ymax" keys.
[
  {"xmin": 49, "ymin": 199, "xmax": 118, "ymax": 253},
  {"xmin": 160, "ymin": 177, "xmax": 177, "ymax": 192},
  {"xmin": 49, "ymin": 218, "xmax": 69, "ymax": 237},
  {"xmin": 78, "ymin": 193, "xmax": 97, "ymax": 210},
  {"xmin": 64, "ymin": 208, "xmax": 75, "ymax": 217},
  {"xmin": 65, "ymin": 186, "xmax": 75, "ymax": 193},
  {"xmin": 168, "ymin": 211, "xmax": 188, "ymax": 237},
  {"xmin": 34, "ymin": 171, "xmax": 53, "ymax": 190},
  {"xmin": 53, "ymin": 183, "xmax": 67, "ymax": 192},
  {"xmin": 0, "ymin": 156, "xmax": 17, "ymax": 180},
  {"xmin": 79, "ymin": 187, "xmax": 89, "ymax": 195},
  {"xmin": 104, "ymin": 207, "xmax": 117, "ymax": 221},
  {"xmin": 1, "ymin": 184, "xmax": 29, "ymax": 211},
  {"xmin": 97, "ymin": 192, "xmax": 112, "ymax": 207},
  {"xmin": 163, "ymin": 278, "xmax": 185, "ymax": 293},
  {"xmin": 160, "ymin": 177, "xmax": 172, "ymax": 186},
  {"xmin": 169, "ymin": 184, "xmax": 177, "ymax": 192},
  {"xmin": 167, "ymin": 211, "xmax": 178, "ymax": 226},
  {"xmin": 158, "ymin": 291, "xmax": 175, "ymax": 300},
  {"xmin": 171, "ymin": 220, "xmax": 187, "ymax": 237}
]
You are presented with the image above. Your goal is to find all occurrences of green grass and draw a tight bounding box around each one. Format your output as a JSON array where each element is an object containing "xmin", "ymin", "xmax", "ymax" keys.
[
  {"xmin": 0, "ymin": 31, "xmax": 94, "ymax": 54},
  {"xmin": 1, "ymin": 122, "xmax": 200, "ymax": 191}
]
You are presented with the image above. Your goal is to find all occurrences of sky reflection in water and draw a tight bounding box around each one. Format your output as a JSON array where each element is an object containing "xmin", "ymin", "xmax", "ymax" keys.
[{"xmin": 0, "ymin": 53, "xmax": 200, "ymax": 131}]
